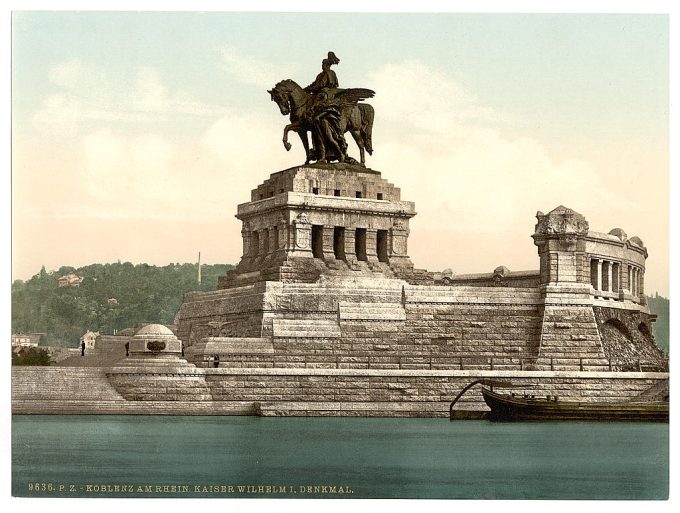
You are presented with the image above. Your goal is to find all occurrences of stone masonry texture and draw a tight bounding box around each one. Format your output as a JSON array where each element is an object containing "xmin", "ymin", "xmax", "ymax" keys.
[{"xmin": 12, "ymin": 166, "xmax": 668, "ymax": 417}]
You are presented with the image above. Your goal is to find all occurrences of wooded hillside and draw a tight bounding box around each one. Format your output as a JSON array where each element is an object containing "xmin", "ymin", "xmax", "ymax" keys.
[{"xmin": 12, "ymin": 262, "xmax": 233, "ymax": 346}]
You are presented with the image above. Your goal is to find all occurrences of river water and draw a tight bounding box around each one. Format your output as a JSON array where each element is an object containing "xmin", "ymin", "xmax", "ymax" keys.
[{"xmin": 12, "ymin": 415, "xmax": 668, "ymax": 499}]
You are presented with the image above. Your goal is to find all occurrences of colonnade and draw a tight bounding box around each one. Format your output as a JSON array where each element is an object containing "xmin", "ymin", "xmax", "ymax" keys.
[{"xmin": 590, "ymin": 258, "xmax": 643, "ymax": 298}]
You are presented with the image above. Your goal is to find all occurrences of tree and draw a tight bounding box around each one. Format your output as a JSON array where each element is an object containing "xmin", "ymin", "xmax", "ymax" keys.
[
  {"xmin": 11, "ymin": 262, "xmax": 234, "ymax": 346},
  {"xmin": 12, "ymin": 347, "xmax": 51, "ymax": 366}
]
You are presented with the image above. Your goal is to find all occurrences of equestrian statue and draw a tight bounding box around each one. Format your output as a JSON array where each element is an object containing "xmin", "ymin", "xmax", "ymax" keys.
[{"xmin": 268, "ymin": 51, "xmax": 375, "ymax": 166}]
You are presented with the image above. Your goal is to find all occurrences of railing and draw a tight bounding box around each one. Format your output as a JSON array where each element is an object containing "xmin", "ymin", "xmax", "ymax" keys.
[{"xmin": 198, "ymin": 353, "xmax": 668, "ymax": 373}]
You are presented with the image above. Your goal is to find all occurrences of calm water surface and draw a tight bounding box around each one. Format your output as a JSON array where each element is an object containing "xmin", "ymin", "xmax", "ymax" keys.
[{"xmin": 12, "ymin": 415, "xmax": 668, "ymax": 499}]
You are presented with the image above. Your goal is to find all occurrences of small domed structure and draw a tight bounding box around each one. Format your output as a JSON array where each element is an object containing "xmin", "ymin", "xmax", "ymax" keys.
[
  {"xmin": 608, "ymin": 228, "xmax": 627, "ymax": 241},
  {"xmin": 629, "ymin": 236, "xmax": 645, "ymax": 248},
  {"xmin": 135, "ymin": 324, "xmax": 175, "ymax": 337},
  {"xmin": 493, "ymin": 266, "xmax": 510, "ymax": 278},
  {"xmin": 130, "ymin": 323, "xmax": 182, "ymax": 356}
]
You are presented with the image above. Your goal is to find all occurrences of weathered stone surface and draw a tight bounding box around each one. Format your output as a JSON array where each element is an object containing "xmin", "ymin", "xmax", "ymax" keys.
[{"xmin": 17, "ymin": 162, "xmax": 664, "ymax": 418}]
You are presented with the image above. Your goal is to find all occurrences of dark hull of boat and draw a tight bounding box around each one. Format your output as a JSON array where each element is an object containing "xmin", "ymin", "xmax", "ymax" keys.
[{"xmin": 482, "ymin": 388, "xmax": 669, "ymax": 422}]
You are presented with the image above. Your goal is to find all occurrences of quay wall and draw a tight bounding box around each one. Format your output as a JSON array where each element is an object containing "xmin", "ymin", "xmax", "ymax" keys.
[{"xmin": 12, "ymin": 366, "xmax": 668, "ymax": 418}]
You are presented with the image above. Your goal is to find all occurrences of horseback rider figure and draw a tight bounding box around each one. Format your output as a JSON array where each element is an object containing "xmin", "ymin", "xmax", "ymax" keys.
[
  {"xmin": 304, "ymin": 52, "xmax": 346, "ymax": 163},
  {"xmin": 268, "ymin": 51, "xmax": 375, "ymax": 165}
]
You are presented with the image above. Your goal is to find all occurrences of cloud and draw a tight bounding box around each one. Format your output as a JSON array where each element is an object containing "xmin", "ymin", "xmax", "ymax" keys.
[
  {"xmin": 32, "ymin": 61, "xmax": 227, "ymax": 137},
  {"xmin": 370, "ymin": 60, "xmax": 501, "ymax": 134},
  {"xmin": 131, "ymin": 68, "xmax": 171, "ymax": 113},
  {"xmin": 220, "ymin": 47, "xmax": 300, "ymax": 89},
  {"xmin": 368, "ymin": 61, "xmax": 623, "ymax": 233},
  {"xmin": 30, "ymin": 109, "xmax": 296, "ymax": 223},
  {"xmin": 359, "ymin": 60, "xmax": 661, "ymax": 276},
  {"xmin": 31, "ymin": 93, "xmax": 82, "ymax": 137},
  {"xmin": 15, "ymin": 56, "xmax": 666, "ymax": 292},
  {"xmin": 47, "ymin": 59, "xmax": 106, "ymax": 90},
  {"xmin": 47, "ymin": 60, "xmax": 86, "ymax": 89},
  {"xmin": 201, "ymin": 110, "xmax": 299, "ymax": 191}
]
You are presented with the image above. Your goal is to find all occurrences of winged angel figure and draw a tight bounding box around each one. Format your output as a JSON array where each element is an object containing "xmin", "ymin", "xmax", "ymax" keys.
[{"xmin": 268, "ymin": 52, "xmax": 375, "ymax": 165}]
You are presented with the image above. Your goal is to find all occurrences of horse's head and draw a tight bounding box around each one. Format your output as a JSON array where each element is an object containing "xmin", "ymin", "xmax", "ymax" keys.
[{"xmin": 268, "ymin": 83, "xmax": 291, "ymax": 116}]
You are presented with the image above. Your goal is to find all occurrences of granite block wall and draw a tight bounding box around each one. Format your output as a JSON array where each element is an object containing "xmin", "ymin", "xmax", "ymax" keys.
[{"xmin": 12, "ymin": 366, "xmax": 667, "ymax": 418}]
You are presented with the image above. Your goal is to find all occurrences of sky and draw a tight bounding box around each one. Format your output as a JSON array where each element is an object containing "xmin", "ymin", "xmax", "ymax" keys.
[{"xmin": 10, "ymin": 11, "xmax": 669, "ymax": 295}]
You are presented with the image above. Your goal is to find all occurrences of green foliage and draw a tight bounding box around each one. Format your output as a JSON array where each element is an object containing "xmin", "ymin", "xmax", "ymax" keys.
[
  {"xmin": 12, "ymin": 262, "xmax": 233, "ymax": 347},
  {"xmin": 647, "ymin": 294, "xmax": 669, "ymax": 354},
  {"xmin": 12, "ymin": 347, "xmax": 51, "ymax": 366}
]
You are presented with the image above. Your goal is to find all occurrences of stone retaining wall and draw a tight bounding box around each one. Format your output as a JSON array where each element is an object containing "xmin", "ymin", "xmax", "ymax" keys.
[
  {"xmin": 203, "ymin": 368, "xmax": 667, "ymax": 417},
  {"xmin": 12, "ymin": 366, "xmax": 667, "ymax": 418}
]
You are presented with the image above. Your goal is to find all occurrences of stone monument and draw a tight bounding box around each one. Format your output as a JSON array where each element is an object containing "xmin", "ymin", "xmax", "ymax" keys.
[
  {"xmin": 14, "ymin": 53, "xmax": 666, "ymax": 418},
  {"xmin": 168, "ymin": 54, "xmax": 666, "ymax": 416}
]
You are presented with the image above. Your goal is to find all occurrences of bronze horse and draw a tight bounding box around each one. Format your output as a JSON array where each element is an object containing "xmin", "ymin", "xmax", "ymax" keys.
[{"xmin": 268, "ymin": 79, "xmax": 374, "ymax": 165}]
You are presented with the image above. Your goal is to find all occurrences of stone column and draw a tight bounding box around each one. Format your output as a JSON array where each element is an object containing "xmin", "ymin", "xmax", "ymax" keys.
[
  {"xmin": 241, "ymin": 229, "xmax": 251, "ymax": 258},
  {"xmin": 596, "ymin": 259, "xmax": 603, "ymax": 291},
  {"xmin": 277, "ymin": 222, "xmax": 288, "ymax": 252},
  {"xmin": 607, "ymin": 261, "xmax": 613, "ymax": 292},
  {"xmin": 322, "ymin": 225, "xmax": 336, "ymax": 261},
  {"xmin": 266, "ymin": 224, "xmax": 284, "ymax": 264},
  {"xmin": 631, "ymin": 268, "xmax": 635, "ymax": 296},
  {"xmin": 238, "ymin": 228, "xmax": 254, "ymax": 268},
  {"xmin": 344, "ymin": 228, "xmax": 357, "ymax": 264},
  {"xmin": 365, "ymin": 228, "xmax": 379, "ymax": 263},
  {"xmin": 259, "ymin": 228, "xmax": 269, "ymax": 257},
  {"xmin": 268, "ymin": 227, "xmax": 278, "ymax": 254}
]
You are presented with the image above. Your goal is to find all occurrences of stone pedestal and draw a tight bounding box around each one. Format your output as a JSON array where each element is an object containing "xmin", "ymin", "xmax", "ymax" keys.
[{"xmin": 221, "ymin": 164, "xmax": 419, "ymax": 286}]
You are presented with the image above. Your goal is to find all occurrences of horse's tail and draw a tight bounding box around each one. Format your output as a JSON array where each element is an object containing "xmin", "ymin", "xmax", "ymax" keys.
[{"xmin": 359, "ymin": 103, "xmax": 374, "ymax": 155}]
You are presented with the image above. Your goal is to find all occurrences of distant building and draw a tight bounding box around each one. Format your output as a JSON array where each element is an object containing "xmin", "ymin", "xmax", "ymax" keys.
[
  {"xmin": 11, "ymin": 333, "xmax": 41, "ymax": 349},
  {"xmin": 80, "ymin": 330, "xmax": 100, "ymax": 349},
  {"xmin": 58, "ymin": 273, "xmax": 83, "ymax": 288}
]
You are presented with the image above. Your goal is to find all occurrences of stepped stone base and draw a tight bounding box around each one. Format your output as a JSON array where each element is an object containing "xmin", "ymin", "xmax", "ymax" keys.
[{"xmin": 108, "ymin": 354, "xmax": 212, "ymax": 402}]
